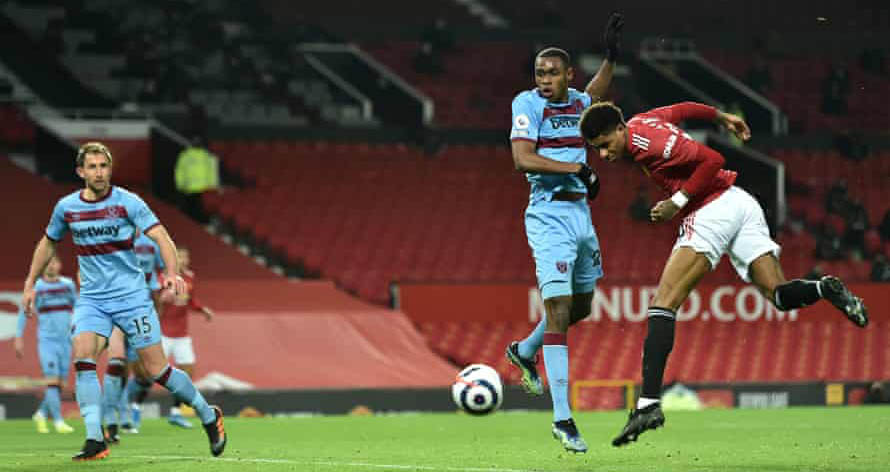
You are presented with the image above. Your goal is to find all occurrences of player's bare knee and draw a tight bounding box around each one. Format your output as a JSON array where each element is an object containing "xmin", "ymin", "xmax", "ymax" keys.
[
  {"xmin": 754, "ymin": 281, "xmax": 779, "ymax": 304},
  {"xmin": 544, "ymin": 298, "xmax": 572, "ymax": 332},
  {"xmin": 71, "ymin": 333, "xmax": 101, "ymax": 359},
  {"xmin": 749, "ymin": 252, "xmax": 785, "ymax": 299},
  {"xmin": 136, "ymin": 345, "xmax": 169, "ymax": 378},
  {"xmin": 142, "ymin": 360, "xmax": 166, "ymax": 378}
]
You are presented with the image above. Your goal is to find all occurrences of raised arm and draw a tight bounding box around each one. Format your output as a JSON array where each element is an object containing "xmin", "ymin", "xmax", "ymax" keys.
[
  {"xmin": 585, "ymin": 13, "xmax": 624, "ymax": 101},
  {"xmin": 584, "ymin": 59, "xmax": 615, "ymax": 102}
]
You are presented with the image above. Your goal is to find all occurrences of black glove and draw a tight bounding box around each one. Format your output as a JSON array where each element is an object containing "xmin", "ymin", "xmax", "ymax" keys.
[
  {"xmin": 603, "ymin": 12, "xmax": 625, "ymax": 62},
  {"xmin": 575, "ymin": 163, "xmax": 601, "ymax": 201}
]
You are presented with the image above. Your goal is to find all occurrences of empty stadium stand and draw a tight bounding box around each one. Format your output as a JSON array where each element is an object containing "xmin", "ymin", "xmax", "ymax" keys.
[
  {"xmin": 705, "ymin": 52, "xmax": 890, "ymax": 132},
  {"xmin": 0, "ymin": 103, "xmax": 35, "ymax": 146},
  {"xmin": 0, "ymin": 155, "xmax": 275, "ymax": 280},
  {"xmin": 205, "ymin": 140, "xmax": 886, "ymax": 307},
  {"xmin": 365, "ymin": 40, "xmax": 890, "ymax": 132},
  {"xmin": 363, "ymin": 41, "xmax": 532, "ymax": 129},
  {"xmin": 419, "ymin": 316, "xmax": 890, "ymax": 387}
]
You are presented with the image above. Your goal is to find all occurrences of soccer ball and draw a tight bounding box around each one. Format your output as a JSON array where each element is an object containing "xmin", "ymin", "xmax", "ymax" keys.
[{"xmin": 451, "ymin": 364, "xmax": 503, "ymax": 415}]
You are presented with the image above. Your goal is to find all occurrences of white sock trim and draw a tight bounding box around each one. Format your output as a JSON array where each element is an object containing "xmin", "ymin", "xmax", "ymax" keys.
[{"xmin": 636, "ymin": 397, "xmax": 660, "ymax": 409}]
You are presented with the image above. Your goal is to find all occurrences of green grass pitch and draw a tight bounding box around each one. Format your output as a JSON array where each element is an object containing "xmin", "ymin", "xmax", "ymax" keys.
[{"xmin": 1, "ymin": 407, "xmax": 888, "ymax": 471}]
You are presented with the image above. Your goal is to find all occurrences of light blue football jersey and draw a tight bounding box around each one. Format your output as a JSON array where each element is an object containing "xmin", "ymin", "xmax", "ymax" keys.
[
  {"xmin": 16, "ymin": 276, "xmax": 77, "ymax": 341},
  {"xmin": 45, "ymin": 186, "xmax": 160, "ymax": 300},
  {"xmin": 509, "ymin": 88, "xmax": 593, "ymax": 203}
]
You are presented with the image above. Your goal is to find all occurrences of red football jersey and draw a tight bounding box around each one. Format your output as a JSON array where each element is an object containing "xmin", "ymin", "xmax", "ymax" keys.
[
  {"xmin": 159, "ymin": 269, "xmax": 204, "ymax": 338},
  {"xmin": 625, "ymin": 102, "xmax": 737, "ymax": 214}
]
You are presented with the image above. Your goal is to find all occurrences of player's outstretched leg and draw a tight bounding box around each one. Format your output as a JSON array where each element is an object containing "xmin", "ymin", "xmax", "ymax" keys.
[
  {"xmin": 154, "ymin": 364, "xmax": 227, "ymax": 456},
  {"xmin": 505, "ymin": 341, "xmax": 543, "ymax": 396},
  {"xmin": 751, "ymin": 255, "xmax": 868, "ymax": 328},
  {"xmin": 506, "ymin": 311, "xmax": 546, "ymax": 395},
  {"xmin": 202, "ymin": 405, "xmax": 227, "ymax": 457},
  {"xmin": 818, "ymin": 276, "xmax": 868, "ymax": 327},
  {"xmin": 73, "ymin": 359, "xmax": 109, "ymax": 460}
]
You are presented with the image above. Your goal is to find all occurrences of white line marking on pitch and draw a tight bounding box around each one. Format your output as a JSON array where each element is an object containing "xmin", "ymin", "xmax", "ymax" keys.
[{"xmin": 0, "ymin": 452, "xmax": 557, "ymax": 472}]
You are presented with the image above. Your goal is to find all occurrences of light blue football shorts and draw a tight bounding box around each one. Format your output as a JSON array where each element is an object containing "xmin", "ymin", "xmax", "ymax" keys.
[
  {"xmin": 38, "ymin": 337, "xmax": 71, "ymax": 378},
  {"xmin": 71, "ymin": 291, "xmax": 162, "ymax": 351},
  {"xmin": 525, "ymin": 198, "xmax": 604, "ymax": 300}
]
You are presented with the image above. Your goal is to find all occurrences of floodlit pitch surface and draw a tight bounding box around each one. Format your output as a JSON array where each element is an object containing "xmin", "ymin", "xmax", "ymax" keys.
[{"xmin": 1, "ymin": 406, "xmax": 887, "ymax": 471}]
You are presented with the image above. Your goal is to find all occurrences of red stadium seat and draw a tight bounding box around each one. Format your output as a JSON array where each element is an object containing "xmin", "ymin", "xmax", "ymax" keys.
[
  {"xmin": 824, "ymin": 214, "xmax": 846, "ymax": 236},
  {"xmin": 864, "ymin": 229, "xmax": 882, "ymax": 256},
  {"xmin": 805, "ymin": 204, "xmax": 827, "ymax": 229},
  {"xmin": 203, "ymin": 138, "xmax": 884, "ymax": 309}
]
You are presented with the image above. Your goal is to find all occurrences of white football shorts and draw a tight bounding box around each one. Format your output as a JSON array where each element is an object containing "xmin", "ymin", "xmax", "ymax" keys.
[
  {"xmin": 161, "ymin": 336, "xmax": 196, "ymax": 365},
  {"xmin": 672, "ymin": 186, "xmax": 781, "ymax": 282}
]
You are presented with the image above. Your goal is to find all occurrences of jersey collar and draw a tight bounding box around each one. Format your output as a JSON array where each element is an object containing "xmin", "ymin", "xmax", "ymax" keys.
[{"xmin": 79, "ymin": 185, "xmax": 114, "ymax": 204}]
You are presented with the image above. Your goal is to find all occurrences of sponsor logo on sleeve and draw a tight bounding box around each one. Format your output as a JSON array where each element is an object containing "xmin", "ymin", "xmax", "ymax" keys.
[
  {"xmin": 663, "ymin": 134, "xmax": 677, "ymax": 159},
  {"xmin": 514, "ymin": 114, "xmax": 530, "ymax": 130}
]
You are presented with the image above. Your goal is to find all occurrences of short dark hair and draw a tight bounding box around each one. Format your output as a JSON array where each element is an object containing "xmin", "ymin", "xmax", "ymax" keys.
[
  {"xmin": 579, "ymin": 102, "xmax": 626, "ymax": 140},
  {"xmin": 76, "ymin": 142, "xmax": 113, "ymax": 167},
  {"xmin": 536, "ymin": 47, "xmax": 571, "ymax": 69}
]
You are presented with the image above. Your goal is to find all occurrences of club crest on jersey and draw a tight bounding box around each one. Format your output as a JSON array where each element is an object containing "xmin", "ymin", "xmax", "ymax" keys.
[
  {"xmin": 106, "ymin": 206, "xmax": 126, "ymax": 218},
  {"xmin": 556, "ymin": 261, "xmax": 568, "ymax": 273}
]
